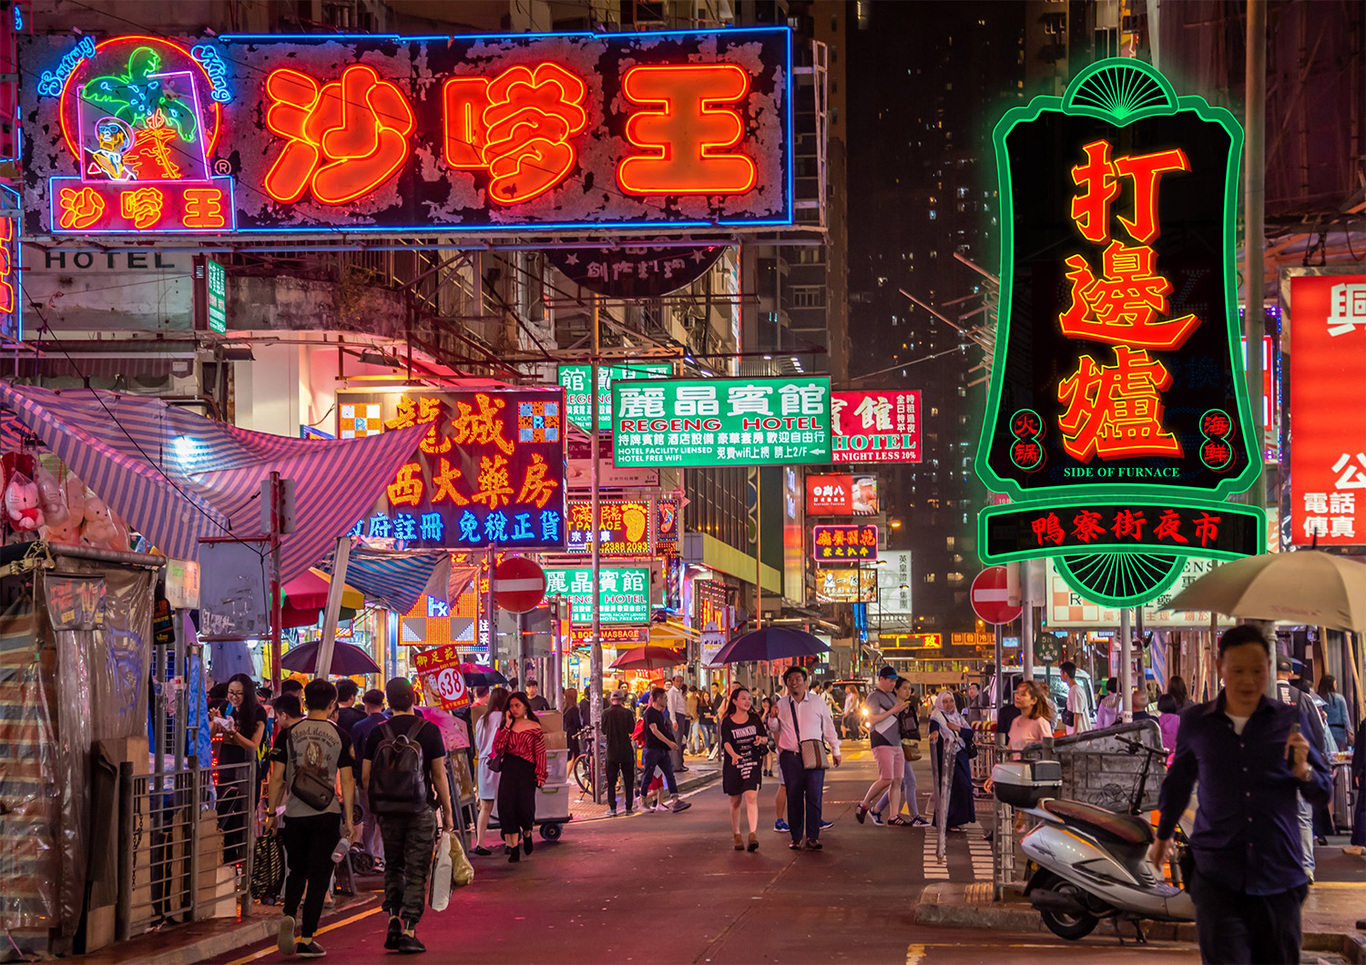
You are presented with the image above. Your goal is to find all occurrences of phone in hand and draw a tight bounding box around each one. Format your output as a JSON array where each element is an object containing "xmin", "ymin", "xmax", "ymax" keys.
[{"xmin": 1285, "ymin": 722, "xmax": 1300, "ymax": 765}]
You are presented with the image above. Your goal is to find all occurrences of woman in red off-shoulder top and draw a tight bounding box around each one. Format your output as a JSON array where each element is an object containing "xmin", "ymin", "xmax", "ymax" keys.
[{"xmin": 492, "ymin": 692, "xmax": 547, "ymax": 863}]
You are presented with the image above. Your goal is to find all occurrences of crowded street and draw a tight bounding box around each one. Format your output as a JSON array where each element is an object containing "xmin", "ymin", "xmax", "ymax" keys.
[
  {"xmin": 0, "ymin": 1, "xmax": 1361, "ymax": 964},
  {"xmin": 215, "ymin": 748, "xmax": 1208, "ymax": 965}
]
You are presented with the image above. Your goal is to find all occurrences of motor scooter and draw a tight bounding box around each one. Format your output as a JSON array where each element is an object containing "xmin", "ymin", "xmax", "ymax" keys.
[{"xmin": 992, "ymin": 738, "xmax": 1191, "ymax": 941}]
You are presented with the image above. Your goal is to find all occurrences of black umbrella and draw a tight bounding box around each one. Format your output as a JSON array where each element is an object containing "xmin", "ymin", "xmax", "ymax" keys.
[
  {"xmin": 457, "ymin": 664, "xmax": 510, "ymax": 688},
  {"xmin": 280, "ymin": 640, "xmax": 381, "ymax": 676},
  {"xmin": 712, "ymin": 626, "xmax": 830, "ymax": 664}
]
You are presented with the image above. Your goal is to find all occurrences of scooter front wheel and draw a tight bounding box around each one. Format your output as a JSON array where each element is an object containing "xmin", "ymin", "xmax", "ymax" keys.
[{"xmin": 1034, "ymin": 871, "xmax": 1100, "ymax": 941}]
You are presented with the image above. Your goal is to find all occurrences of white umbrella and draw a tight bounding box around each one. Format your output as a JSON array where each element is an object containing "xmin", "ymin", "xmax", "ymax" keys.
[{"xmin": 1162, "ymin": 550, "xmax": 1366, "ymax": 631}]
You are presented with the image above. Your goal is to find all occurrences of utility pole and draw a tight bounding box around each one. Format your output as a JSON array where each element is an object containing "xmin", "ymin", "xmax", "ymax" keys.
[
  {"xmin": 268, "ymin": 471, "xmax": 283, "ymax": 689},
  {"xmin": 589, "ymin": 295, "xmax": 605, "ymax": 801}
]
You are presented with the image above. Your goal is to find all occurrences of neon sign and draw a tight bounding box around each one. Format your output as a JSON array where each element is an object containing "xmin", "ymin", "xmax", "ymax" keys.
[
  {"xmin": 23, "ymin": 28, "xmax": 793, "ymax": 236},
  {"xmin": 263, "ymin": 65, "xmax": 416, "ymax": 205},
  {"xmin": 38, "ymin": 35, "xmax": 236, "ymax": 234},
  {"xmin": 338, "ymin": 388, "xmax": 566, "ymax": 551},
  {"xmin": 974, "ymin": 59, "xmax": 1263, "ymax": 607}
]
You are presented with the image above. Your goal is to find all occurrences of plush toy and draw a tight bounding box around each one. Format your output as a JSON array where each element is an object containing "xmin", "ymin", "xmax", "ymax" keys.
[
  {"xmin": 64, "ymin": 476, "xmax": 88, "ymax": 525},
  {"xmin": 33, "ymin": 467, "xmax": 69, "ymax": 526},
  {"xmin": 108, "ymin": 509, "xmax": 131, "ymax": 552},
  {"xmin": 80, "ymin": 496, "xmax": 120, "ymax": 549},
  {"xmin": 41, "ymin": 515, "xmax": 83, "ymax": 545},
  {"xmin": 5, "ymin": 472, "xmax": 44, "ymax": 531}
]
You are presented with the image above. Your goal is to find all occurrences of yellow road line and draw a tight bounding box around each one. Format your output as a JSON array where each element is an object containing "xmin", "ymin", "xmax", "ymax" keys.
[{"xmin": 226, "ymin": 905, "xmax": 384, "ymax": 965}]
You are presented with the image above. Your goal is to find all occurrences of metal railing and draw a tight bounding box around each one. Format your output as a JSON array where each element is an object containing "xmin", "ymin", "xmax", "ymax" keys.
[
  {"xmin": 1018, "ymin": 721, "xmax": 1167, "ymax": 813},
  {"xmin": 116, "ymin": 758, "xmax": 254, "ymax": 939}
]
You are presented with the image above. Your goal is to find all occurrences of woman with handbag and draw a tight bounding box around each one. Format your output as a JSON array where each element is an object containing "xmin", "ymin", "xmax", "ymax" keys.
[
  {"xmin": 491, "ymin": 692, "xmax": 547, "ymax": 863},
  {"xmin": 928, "ymin": 688, "xmax": 975, "ymax": 832},
  {"xmin": 472, "ymin": 687, "xmax": 509, "ymax": 856},
  {"xmin": 875, "ymin": 677, "xmax": 929, "ymax": 826},
  {"xmin": 721, "ymin": 686, "xmax": 768, "ymax": 851}
]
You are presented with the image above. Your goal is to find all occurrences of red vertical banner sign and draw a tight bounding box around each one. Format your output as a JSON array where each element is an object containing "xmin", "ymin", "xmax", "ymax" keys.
[{"xmin": 1289, "ymin": 275, "xmax": 1366, "ymax": 546}]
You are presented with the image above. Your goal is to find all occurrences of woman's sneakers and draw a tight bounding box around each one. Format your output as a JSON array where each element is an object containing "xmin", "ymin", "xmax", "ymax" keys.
[
  {"xmin": 385, "ymin": 916, "xmax": 403, "ymax": 950},
  {"xmin": 277, "ymin": 916, "xmax": 296, "ymax": 956},
  {"xmin": 396, "ymin": 933, "xmax": 427, "ymax": 954},
  {"xmin": 295, "ymin": 939, "xmax": 326, "ymax": 958},
  {"xmin": 854, "ymin": 805, "xmax": 869, "ymax": 824}
]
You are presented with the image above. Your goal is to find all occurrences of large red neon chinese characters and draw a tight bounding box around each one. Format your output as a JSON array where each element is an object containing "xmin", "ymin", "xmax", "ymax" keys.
[
  {"xmin": 264, "ymin": 64, "xmax": 416, "ymax": 205},
  {"xmin": 443, "ymin": 63, "xmax": 589, "ymax": 205},
  {"xmin": 617, "ymin": 64, "xmax": 758, "ymax": 196},
  {"xmin": 1056, "ymin": 138, "xmax": 1198, "ymax": 462}
]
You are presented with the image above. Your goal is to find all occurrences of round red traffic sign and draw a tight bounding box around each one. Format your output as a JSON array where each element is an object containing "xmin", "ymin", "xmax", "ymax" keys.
[
  {"xmin": 971, "ymin": 566, "xmax": 1022, "ymax": 625},
  {"xmin": 493, "ymin": 556, "xmax": 547, "ymax": 613}
]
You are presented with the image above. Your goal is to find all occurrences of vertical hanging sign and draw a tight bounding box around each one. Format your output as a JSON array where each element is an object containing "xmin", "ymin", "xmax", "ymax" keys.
[{"xmin": 974, "ymin": 60, "xmax": 1264, "ymax": 607}]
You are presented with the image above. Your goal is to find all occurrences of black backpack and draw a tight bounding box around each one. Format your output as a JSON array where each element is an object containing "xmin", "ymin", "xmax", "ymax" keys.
[{"xmin": 368, "ymin": 720, "xmax": 430, "ymax": 815}]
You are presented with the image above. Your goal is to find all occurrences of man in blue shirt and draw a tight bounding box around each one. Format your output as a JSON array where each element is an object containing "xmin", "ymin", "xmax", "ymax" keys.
[{"xmin": 1149, "ymin": 625, "xmax": 1332, "ymax": 964}]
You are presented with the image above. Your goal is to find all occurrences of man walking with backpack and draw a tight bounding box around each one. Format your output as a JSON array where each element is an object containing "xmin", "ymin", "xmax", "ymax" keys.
[
  {"xmin": 265, "ymin": 679, "xmax": 355, "ymax": 959},
  {"xmin": 362, "ymin": 677, "xmax": 454, "ymax": 955}
]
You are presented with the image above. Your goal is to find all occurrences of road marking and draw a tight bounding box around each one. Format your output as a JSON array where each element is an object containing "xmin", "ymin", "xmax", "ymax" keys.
[
  {"xmin": 225, "ymin": 905, "xmax": 384, "ymax": 965},
  {"xmin": 906, "ymin": 943, "xmax": 925, "ymax": 965}
]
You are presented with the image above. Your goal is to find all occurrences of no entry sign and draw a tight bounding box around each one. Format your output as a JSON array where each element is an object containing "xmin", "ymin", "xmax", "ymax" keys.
[
  {"xmin": 493, "ymin": 557, "xmax": 547, "ymax": 613},
  {"xmin": 971, "ymin": 566, "xmax": 1022, "ymax": 626}
]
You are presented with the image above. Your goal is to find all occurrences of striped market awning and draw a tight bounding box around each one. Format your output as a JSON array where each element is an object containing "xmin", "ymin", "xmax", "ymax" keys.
[
  {"xmin": 0, "ymin": 382, "xmax": 426, "ymax": 584},
  {"xmin": 320, "ymin": 545, "xmax": 450, "ymax": 616}
]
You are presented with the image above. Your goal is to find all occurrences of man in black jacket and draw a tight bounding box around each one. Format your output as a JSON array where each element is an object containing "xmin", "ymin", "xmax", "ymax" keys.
[{"xmin": 602, "ymin": 690, "xmax": 636, "ymax": 816}]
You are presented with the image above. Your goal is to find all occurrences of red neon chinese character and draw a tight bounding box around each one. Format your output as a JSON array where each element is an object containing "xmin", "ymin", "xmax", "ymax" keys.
[
  {"xmin": 263, "ymin": 64, "xmax": 416, "ymax": 206},
  {"xmin": 1057, "ymin": 346, "xmax": 1182, "ymax": 462},
  {"xmin": 431, "ymin": 458, "xmax": 470, "ymax": 506},
  {"xmin": 514, "ymin": 453, "xmax": 559, "ymax": 509},
  {"xmin": 1070, "ymin": 140, "xmax": 1120, "ymax": 244},
  {"xmin": 0, "ymin": 220, "xmax": 14, "ymax": 315},
  {"xmin": 387, "ymin": 462, "xmax": 424, "ymax": 507},
  {"xmin": 1058, "ymin": 242, "xmax": 1200, "ymax": 349},
  {"xmin": 617, "ymin": 64, "xmax": 757, "ymax": 196},
  {"xmin": 1193, "ymin": 512, "xmax": 1221, "ymax": 548},
  {"xmin": 1071, "ymin": 510, "xmax": 1106, "ymax": 543},
  {"xmin": 119, "ymin": 187, "xmax": 165, "ymax": 229},
  {"xmin": 58, "ymin": 184, "xmax": 105, "ymax": 229},
  {"xmin": 1111, "ymin": 509, "xmax": 1147, "ymax": 540},
  {"xmin": 183, "ymin": 187, "xmax": 227, "ymax": 229},
  {"xmin": 442, "ymin": 63, "xmax": 589, "ymax": 206},
  {"xmin": 1070, "ymin": 139, "xmax": 1190, "ymax": 244},
  {"xmin": 1032, "ymin": 513, "xmax": 1065, "ymax": 546},
  {"xmin": 1152, "ymin": 509, "xmax": 1190, "ymax": 544}
]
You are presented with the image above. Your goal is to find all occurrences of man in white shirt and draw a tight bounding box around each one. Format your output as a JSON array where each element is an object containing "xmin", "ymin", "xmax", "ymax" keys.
[
  {"xmin": 1060, "ymin": 661, "xmax": 1091, "ymax": 734},
  {"xmin": 666, "ymin": 675, "xmax": 689, "ymax": 772},
  {"xmin": 777, "ymin": 665, "xmax": 841, "ymax": 850}
]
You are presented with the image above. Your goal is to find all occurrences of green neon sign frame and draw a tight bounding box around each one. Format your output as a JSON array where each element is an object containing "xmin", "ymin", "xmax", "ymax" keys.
[
  {"xmin": 973, "ymin": 59, "xmax": 1261, "ymax": 504},
  {"xmin": 971, "ymin": 59, "xmax": 1265, "ymax": 609}
]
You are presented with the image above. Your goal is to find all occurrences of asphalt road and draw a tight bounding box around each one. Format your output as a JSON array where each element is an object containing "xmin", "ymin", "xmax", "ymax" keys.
[{"xmin": 216, "ymin": 745, "xmax": 1203, "ymax": 965}]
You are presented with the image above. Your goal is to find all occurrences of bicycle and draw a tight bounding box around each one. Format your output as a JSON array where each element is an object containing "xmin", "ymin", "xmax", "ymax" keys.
[{"xmin": 569, "ymin": 725, "xmax": 598, "ymax": 795}]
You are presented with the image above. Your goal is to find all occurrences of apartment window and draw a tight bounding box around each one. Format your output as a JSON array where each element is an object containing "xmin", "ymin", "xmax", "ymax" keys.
[{"xmin": 790, "ymin": 287, "xmax": 826, "ymax": 308}]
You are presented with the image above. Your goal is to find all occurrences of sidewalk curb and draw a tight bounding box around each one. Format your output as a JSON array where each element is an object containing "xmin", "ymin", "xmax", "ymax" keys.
[
  {"xmin": 913, "ymin": 882, "xmax": 1365, "ymax": 961},
  {"xmin": 72, "ymin": 894, "xmax": 382, "ymax": 965}
]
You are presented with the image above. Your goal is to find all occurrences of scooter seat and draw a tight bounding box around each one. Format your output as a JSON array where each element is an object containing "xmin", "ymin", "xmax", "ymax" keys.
[{"xmin": 1042, "ymin": 799, "xmax": 1154, "ymax": 846}]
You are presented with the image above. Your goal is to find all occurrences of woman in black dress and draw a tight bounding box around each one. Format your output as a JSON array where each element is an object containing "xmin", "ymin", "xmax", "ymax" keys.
[
  {"xmin": 212, "ymin": 672, "xmax": 267, "ymax": 863},
  {"xmin": 721, "ymin": 686, "xmax": 767, "ymax": 852}
]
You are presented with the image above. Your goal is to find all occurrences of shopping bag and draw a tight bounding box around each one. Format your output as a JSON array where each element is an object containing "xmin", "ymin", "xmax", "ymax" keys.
[
  {"xmin": 450, "ymin": 834, "xmax": 474, "ymax": 888},
  {"xmin": 250, "ymin": 832, "xmax": 284, "ymax": 902},
  {"xmin": 429, "ymin": 830, "xmax": 454, "ymax": 911}
]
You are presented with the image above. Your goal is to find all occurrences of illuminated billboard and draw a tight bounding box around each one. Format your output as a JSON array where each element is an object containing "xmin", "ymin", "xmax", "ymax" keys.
[
  {"xmin": 338, "ymin": 388, "xmax": 566, "ymax": 550},
  {"xmin": 610, "ymin": 376, "xmax": 831, "ymax": 467},
  {"xmin": 812, "ymin": 523, "xmax": 878, "ymax": 563},
  {"xmin": 565, "ymin": 497, "xmax": 653, "ymax": 556},
  {"xmin": 544, "ymin": 565, "xmax": 651, "ymax": 625},
  {"xmin": 1288, "ymin": 275, "xmax": 1366, "ymax": 546},
  {"xmin": 974, "ymin": 59, "xmax": 1263, "ymax": 607},
  {"xmin": 815, "ymin": 566, "xmax": 877, "ymax": 603},
  {"xmin": 831, "ymin": 390, "xmax": 920, "ymax": 463},
  {"xmin": 805, "ymin": 474, "xmax": 878, "ymax": 516},
  {"xmin": 21, "ymin": 29, "xmax": 793, "ymax": 236}
]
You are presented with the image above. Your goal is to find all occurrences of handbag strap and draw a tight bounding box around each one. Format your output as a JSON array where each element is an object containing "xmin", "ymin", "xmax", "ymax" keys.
[{"xmin": 787, "ymin": 695, "xmax": 802, "ymax": 744}]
